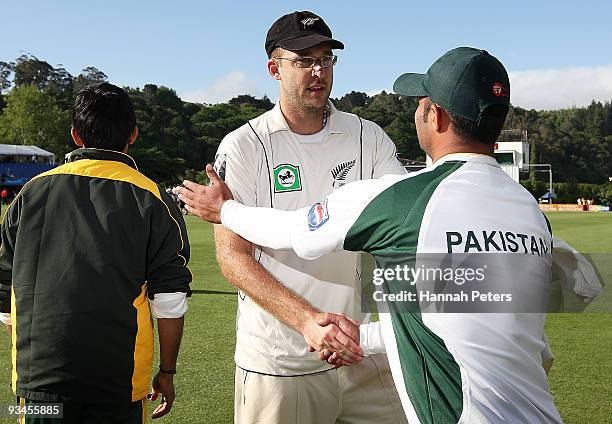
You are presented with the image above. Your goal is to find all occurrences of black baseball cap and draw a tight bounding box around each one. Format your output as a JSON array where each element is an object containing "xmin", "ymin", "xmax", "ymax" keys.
[
  {"xmin": 265, "ymin": 11, "xmax": 344, "ymax": 58},
  {"xmin": 393, "ymin": 47, "xmax": 510, "ymax": 126}
]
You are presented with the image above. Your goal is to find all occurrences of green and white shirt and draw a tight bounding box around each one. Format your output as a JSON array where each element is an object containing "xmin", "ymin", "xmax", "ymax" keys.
[
  {"xmin": 215, "ymin": 101, "xmax": 405, "ymax": 375},
  {"xmin": 221, "ymin": 153, "xmax": 563, "ymax": 423}
]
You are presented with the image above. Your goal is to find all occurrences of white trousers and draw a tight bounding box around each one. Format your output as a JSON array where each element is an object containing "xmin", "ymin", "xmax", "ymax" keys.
[{"xmin": 234, "ymin": 354, "xmax": 407, "ymax": 424}]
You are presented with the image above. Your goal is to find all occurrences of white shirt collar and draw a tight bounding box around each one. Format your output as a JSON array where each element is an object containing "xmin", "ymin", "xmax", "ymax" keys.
[{"xmin": 267, "ymin": 101, "xmax": 352, "ymax": 136}]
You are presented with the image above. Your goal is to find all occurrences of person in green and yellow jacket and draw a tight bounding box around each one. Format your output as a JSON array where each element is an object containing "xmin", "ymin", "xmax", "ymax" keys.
[{"xmin": 0, "ymin": 82, "xmax": 192, "ymax": 424}]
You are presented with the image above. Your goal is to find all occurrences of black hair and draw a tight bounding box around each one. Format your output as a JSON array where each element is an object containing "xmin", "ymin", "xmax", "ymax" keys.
[
  {"xmin": 72, "ymin": 82, "xmax": 137, "ymax": 151},
  {"xmin": 423, "ymin": 97, "xmax": 506, "ymax": 145},
  {"xmin": 448, "ymin": 107, "xmax": 507, "ymax": 146}
]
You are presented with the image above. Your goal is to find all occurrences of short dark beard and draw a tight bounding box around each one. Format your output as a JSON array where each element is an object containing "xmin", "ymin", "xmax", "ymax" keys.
[{"xmin": 302, "ymin": 103, "xmax": 326, "ymax": 119}]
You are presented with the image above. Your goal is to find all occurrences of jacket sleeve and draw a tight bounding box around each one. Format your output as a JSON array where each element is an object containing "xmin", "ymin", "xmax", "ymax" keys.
[
  {"xmin": 145, "ymin": 189, "xmax": 192, "ymax": 300},
  {"xmin": 0, "ymin": 198, "xmax": 21, "ymax": 313}
]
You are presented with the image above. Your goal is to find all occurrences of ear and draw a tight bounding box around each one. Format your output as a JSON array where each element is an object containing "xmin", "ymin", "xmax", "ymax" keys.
[
  {"xmin": 430, "ymin": 103, "xmax": 445, "ymax": 133},
  {"xmin": 128, "ymin": 126, "xmax": 138, "ymax": 145},
  {"xmin": 268, "ymin": 59, "xmax": 281, "ymax": 80},
  {"xmin": 71, "ymin": 127, "xmax": 84, "ymax": 147}
]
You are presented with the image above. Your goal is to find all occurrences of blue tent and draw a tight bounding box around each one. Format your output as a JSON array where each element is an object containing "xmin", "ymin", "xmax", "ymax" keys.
[
  {"xmin": 539, "ymin": 190, "xmax": 556, "ymax": 202},
  {"xmin": 0, "ymin": 144, "xmax": 56, "ymax": 187}
]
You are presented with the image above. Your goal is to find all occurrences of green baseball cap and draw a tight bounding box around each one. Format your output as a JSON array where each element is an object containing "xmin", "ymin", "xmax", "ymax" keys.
[{"xmin": 393, "ymin": 47, "xmax": 510, "ymax": 126}]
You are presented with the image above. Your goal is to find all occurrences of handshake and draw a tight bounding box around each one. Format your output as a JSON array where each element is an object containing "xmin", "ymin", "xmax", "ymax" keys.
[{"xmin": 303, "ymin": 312, "xmax": 364, "ymax": 368}]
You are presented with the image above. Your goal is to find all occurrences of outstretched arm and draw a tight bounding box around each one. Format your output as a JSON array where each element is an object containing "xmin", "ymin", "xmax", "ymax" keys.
[
  {"xmin": 178, "ymin": 164, "xmax": 400, "ymax": 260},
  {"xmin": 177, "ymin": 164, "xmax": 338, "ymax": 259}
]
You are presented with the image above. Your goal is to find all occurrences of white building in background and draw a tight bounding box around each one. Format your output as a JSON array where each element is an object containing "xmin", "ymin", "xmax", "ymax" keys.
[
  {"xmin": 422, "ymin": 141, "xmax": 529, "ymax": 182},
  {"xmin": 493, "ymin": 141, "xmax": 530, "ymax": 182}
]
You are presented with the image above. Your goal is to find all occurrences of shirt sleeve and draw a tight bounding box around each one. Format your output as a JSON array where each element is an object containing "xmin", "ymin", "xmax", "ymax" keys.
[
  {"xmin": 552, "ymin": 236, "xmax": 603, "ymax": 302},
  {"xmin": 221, "ymin": 174, "xmax": 403, "ymax": 260},
  {"xmin": 220, "ymin": 200, "xmax": 296, "ymax": 250},
  {"xmin": 215, "ymin": 130, "xmax": 259, "ymax": 207},
  {"xmin": 359, "ymin": 321, "xmax": 386, "ymax": 355},
  {"xmin": 363, "ymin": 120, "xmax": 407, "ymax": 178},
  {"xmin": 151, "ymin": 292, "xmax": 188, "ymax": 318},
  {"xmin": 146, "ymin": 189, "xmax": 192, "ymax": 299}
]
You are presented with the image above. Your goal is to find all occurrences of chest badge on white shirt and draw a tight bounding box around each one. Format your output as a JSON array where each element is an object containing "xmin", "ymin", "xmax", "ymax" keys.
[
  {"xmin": 331, "ymin": 159, "xmax": 356, "ymax": 188},
  {"xmin": 273, "ymin": 164, "xmax": 302, "ymax": 193}
]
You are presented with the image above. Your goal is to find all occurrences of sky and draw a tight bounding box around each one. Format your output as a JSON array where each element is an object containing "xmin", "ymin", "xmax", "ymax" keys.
[{"xmin": 2, "ymin": 1, "xmax": 611, "ymax": 110}]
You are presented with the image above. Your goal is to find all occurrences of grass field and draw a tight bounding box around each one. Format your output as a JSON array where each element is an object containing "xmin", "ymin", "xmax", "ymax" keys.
[{"xmin": 0, "ymin": 212, "xmax": 610, "ymax": 423}]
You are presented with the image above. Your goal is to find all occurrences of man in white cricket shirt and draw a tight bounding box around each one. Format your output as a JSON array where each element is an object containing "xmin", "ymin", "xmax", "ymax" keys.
[
  {"xmin": 181, "ymin": 10, "xmax": 408, "ymax": 424},
  {"xmin": 180, "ymin": 48, "xmax": 565, "ymax": 423}
]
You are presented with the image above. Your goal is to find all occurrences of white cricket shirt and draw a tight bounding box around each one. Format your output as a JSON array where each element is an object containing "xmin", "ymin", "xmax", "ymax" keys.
[{"xmin": 214, "ymin": 101, "xmax": 405, "ymax": 375}]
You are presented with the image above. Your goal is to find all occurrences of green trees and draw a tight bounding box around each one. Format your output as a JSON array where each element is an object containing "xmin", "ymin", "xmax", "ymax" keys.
[
  {"xmin": 124, "ymin": 87, "xmax": 272, "ymax": 185},
  {"xmin": 0, "ymin": 53, "xmax": 610, "ymax": 190},
  {"xmin": 333, "ymin": 91, "xmax": 424, "ymax": 161},
  {"xmin": 506, "ymin": 103, "xmax": 611, "ymax": 184},
  {"xmin": 73, "ymin": 67, "xmax": 108, "ymax": 94},
  {"xmin": 0, "ymin": 85, "xmax": 71, "ymax": 157},
  {"xmin": 190, "ymin": 98, "xmax": 272, "ymax": 164}
]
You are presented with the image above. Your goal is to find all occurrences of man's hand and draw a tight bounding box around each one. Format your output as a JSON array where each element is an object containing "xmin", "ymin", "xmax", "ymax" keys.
[
  {"xmin": 177, "ymin": 164, "xmax": 234, "ymax": 223},
  {"xmin": 303, "ymin": 313, "xmax": 363, "ymax": 366},
  {"xmin": 6, "ymin": 324, "xmax": 11, "ymax": 338},
  {"xmin": 150, "ymin": 372, "xmax": 176, "ymax": 419},
  {"xmin": 317, "ymin": 313, "xmax": 364, "ymax": 368}
]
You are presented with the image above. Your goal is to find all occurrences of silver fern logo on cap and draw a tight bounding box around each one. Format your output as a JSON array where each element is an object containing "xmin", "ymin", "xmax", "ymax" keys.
[{"xmin": 301, "ymin": 17, "xmax": 320, "ymax": 27}]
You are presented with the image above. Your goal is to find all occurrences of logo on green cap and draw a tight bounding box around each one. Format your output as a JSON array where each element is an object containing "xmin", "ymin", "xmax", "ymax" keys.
[
  {"xmin": 492, "ymin": 82, "xmax": 508, "ymax": 97},
  {"xmin": 274, "ymin": 164, "xmax": 302, "ymax": 193}
]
